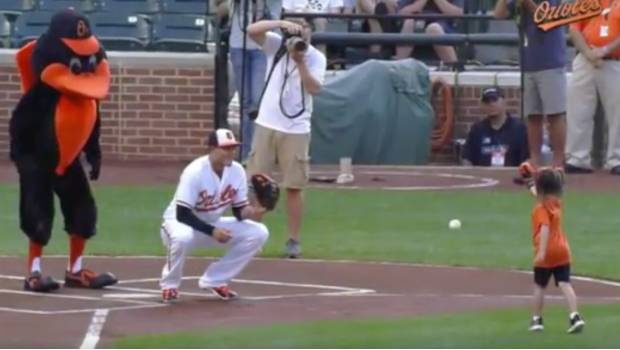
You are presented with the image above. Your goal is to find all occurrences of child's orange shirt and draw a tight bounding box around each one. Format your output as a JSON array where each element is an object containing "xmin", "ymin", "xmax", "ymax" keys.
[{"xmin": 531, "ymin": 197, "xmax": 571, "ymax": 268}]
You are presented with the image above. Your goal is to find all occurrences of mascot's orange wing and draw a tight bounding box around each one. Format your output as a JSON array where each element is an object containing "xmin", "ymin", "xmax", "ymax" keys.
[{"xmin": 15, "ymin": 41, "xmax": 37, "ymax": 93}]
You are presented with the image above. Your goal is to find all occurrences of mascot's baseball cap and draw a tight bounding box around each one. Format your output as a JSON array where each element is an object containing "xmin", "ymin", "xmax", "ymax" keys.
[
  {"xmin": 481, "ymin": 86, "xmax": 504, "ymax": 103},
  {"xmin": 49, "ymin": 9, "xmax": 100, "ymax": 56},
  {"xmin": 207, "ymin": 129, "xmax": 241, "ymax": 148}
]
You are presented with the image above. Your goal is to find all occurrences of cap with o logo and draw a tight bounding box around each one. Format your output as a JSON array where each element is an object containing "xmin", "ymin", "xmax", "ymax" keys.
[{"xmin": 207, "ymin": 129, "xmax": 241, "ymax": 148}]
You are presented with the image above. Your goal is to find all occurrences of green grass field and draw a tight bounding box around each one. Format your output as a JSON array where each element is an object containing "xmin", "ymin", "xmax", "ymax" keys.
[
  {"xmin": 115, "ymin": 303, "xmax": 620, "ymax": 348},
  {"xmin": 1, "ymin": 183, "xmax": 619, "ymax": 348}
]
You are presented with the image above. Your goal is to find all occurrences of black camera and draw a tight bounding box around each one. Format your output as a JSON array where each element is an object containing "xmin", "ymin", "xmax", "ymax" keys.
[{"xmin": 283, "ymin": 29, "xmax": 307, "ymax": 52}]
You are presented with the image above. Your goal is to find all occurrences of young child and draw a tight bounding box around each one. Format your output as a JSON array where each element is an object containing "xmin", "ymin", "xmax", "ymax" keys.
[{"xmin": 529, "ymin": 168, "xmax": 585, "ymax": 333}]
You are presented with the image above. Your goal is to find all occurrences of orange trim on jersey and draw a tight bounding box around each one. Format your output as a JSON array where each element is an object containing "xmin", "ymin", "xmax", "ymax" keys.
[
  {"xmin": 15, "ymin": 41, "xmax": 37, "ymax": 94},
  {"xmin": 41, "ymin": 59, "xmax": 111, "ymax": 100},
  {"xmin": 54, "ymin": 95, "xmax": 97, "ymax": 176}
]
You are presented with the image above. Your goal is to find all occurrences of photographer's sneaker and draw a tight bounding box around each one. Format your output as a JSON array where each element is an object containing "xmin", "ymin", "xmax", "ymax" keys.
[
  {"xmin": 528, "ymin": 316, "xmax": 544, "ymax": 332},
  {"xmin": 567, "ymin": 314, "xmax": 585, "ymax": 334},
  {"xmin": 286, "ymin": 239, "xmax": 301, "ymax": 259}
]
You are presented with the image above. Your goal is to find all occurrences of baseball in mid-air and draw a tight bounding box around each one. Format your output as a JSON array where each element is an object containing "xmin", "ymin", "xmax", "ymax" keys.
[{"xmin": 449, "ymin": 219, "xmax": 461, "ymax": 230}]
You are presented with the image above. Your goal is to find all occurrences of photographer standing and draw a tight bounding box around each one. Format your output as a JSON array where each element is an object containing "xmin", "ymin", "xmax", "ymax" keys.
[{"xmin": 247, "ymin": 19, "xmax": 326, "ymax": 258}]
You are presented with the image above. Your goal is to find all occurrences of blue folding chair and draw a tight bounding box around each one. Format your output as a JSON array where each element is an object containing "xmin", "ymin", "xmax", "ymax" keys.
[
  {"xmin": 89, "ymin": 12, "xmax": 151, "ymax": 50},
  {"xmin": 12, "ymin": 10, "xmax": 53, "ymax": 47},
  {"xmin": 1, "ymin": 0, "xmax": 33, "ymax": 11},
  {"xmin": 160, "ymin": 0, "xmax": 207, "ymax": 14},
  {"xmin": 150, "ymin": 13, "xmax": 208, "ymax": 52},
  {"xmin": 36, "ymin": 0, "xmax": 95, "ymax": 12},
  {"xmin": 95, "ymin": 0, "xmax": 159, "ymax": 14}
]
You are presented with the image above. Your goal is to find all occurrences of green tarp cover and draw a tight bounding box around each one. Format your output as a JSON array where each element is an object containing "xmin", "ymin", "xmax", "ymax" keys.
[{"xmin": 310, "ymin": 58, "xmax": 434, "ymax": 165}]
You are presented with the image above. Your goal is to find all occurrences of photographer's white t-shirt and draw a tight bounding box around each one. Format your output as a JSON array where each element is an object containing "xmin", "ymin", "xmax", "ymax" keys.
[
  {"xmin": 256, "ymin": 32, "xmax": 327, "ymax": 134},
  {"xmin": 283, "ymin": 0, "xmax": 344, "ymax": 13}
]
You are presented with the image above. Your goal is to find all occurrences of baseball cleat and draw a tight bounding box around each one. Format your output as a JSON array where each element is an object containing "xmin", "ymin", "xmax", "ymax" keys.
[
  {"xmin": 567, "ymin": 314, "xmax": 585, "ymax": 334},
  {"xmin": 210, "ymin": 286, "xmax": 238, "ymax": 301},
  {"xmin": 23, "ymin": 272, "xmax": 60, "ymax": 293},
  {"xmin": 528, "ymin": 316, "xmax": 544, "ymax": 332},
  {"xmin": 162, "ymin": 288, "xmax": 179, "ymax": 304},
  {"xmin": 65, "ymin": 269, "xmax": 118, "ymax": 289}
]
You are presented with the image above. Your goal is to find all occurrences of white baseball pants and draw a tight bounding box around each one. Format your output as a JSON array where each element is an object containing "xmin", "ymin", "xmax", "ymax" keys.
[{"xmin": 159, "ymin": 217, "xmax": 269, "ymax": 290}]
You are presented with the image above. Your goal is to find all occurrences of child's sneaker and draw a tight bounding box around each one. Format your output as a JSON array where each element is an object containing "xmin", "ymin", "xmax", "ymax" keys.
[
  {"xmin": 528, "ymin": 316, "xmax": 544, "ymax": 331},
  {"xmin": 567, "ymin": 313, "xmax": 585, "ymax": 334}
]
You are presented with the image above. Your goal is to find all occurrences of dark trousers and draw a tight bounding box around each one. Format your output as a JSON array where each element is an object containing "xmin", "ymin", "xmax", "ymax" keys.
[{"xmin": 16, "ymin": 157, "xmax": 97, "ymax": 246}]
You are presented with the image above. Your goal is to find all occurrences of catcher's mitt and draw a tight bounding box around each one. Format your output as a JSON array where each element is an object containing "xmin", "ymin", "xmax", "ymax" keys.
[{"xmin": 251, "ymin": 173, "xmax": 280, "ymax": 211}]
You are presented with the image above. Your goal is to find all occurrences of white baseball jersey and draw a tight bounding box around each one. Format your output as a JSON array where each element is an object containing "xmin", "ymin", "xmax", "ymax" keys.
[{"xmin": 163, "ymin": 155, "xmax": 249, "ymax": 224}]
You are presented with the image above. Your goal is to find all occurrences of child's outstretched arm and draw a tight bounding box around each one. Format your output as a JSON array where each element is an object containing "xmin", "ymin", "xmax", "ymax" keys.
[{"xmin": 535, "ymin": 225, "xmax": 550, "ymax": 264}]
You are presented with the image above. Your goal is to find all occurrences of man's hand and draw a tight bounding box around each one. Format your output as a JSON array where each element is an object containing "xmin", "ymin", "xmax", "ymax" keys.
[
  {"xmin": 88, "ymin": 158, "xmax": 101, "ymax": 181},
  {"xmin": 290, "ymin": 48, "xmax": 306, "ymax": 64},
  {"xmin": 212, "ymin": 228, "xmax": 233, "ymax": 243},
  {"xmin": 585, "ymin": 49, "xmax": 604, "ymax": 68},
  {"xmin": 280, "ymin": 20, "xmax": 303, "ymax": 36}
]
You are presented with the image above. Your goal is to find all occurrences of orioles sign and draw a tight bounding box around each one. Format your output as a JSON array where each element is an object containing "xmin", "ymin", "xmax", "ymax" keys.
[{"xmin": 534, "ymin": 0, "xmax": 602, "ymax": 31}]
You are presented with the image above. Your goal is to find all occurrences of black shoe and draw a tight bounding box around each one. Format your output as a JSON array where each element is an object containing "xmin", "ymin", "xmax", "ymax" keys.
[
  {"xmin": 568, "ymin": 314, "xmax": 585, "ymax": 334},
  {"xmin": 65, "ymin": 269, "xmax": 118, "ymax": 289},
  {"xmin": 611, "ymin": 165, "xmax": 620, "ymax": 175},
  {"xmin": 564, "ymin": 164, "xmax": 593, "ymax": 174},
  {"xmin": 23, "ymin": 272, "xmax": 60, "ymax": 293},
  {"xmin": 528, "ymin": 316, "xmax": 544, "ymax": 332}
]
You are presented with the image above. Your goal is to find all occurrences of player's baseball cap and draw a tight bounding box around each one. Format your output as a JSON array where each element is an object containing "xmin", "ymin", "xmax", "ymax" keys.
[
  {"xmin": 481, "ymin": 86, "xmax": 504, "ymax": 103},
  {"xmin": 207, "ymin": 128, "xmax": 241, "ymax": 148}
]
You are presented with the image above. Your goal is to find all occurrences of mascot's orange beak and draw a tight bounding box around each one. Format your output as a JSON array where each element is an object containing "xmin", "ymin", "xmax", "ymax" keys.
[{"xmin": 41, "ymin": 35, "xmax": 110, "ymax": 100}]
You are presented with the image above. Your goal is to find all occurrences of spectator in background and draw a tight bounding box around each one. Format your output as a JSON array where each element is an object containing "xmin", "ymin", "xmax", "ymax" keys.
[
  {"xmin": 356, "ymin": 0, "xmax": 399, "ymax": 55},
  {"xmin": 494, "ymin": 0, "xmax": 567, "ymax": 173},
  {"xmin": 217, "ymin": 0, "xmax": 282, "ymax": 161},
  {"xmin": 282, "ymin": 0, "xmax": 344, "ymax": 53},
  {"xmin": 566, "ymin": 0, "xmax": 620, "ymax": 175},
  {"xmin": 464, "ymin": 87, "xmax": 529, "ymax": 167},
  {"xmin": 394, "ymin": 0, "xmax": 462, "ymax": 63}
]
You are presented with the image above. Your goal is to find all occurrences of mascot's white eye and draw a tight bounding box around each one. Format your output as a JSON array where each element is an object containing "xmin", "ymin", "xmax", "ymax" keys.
[
  {"xmin": 87, "ymin": 55, "xmax": 97, "ymax": 71},
  {"xmin": 69, "ymin": 57, "xmax": 82, "ymax": 74}
]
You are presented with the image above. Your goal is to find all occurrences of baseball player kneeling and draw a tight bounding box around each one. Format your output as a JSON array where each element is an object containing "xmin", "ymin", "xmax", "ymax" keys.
[{"xmin": 159, "ymin": 129, "xmax": 277, "ymax": 303}]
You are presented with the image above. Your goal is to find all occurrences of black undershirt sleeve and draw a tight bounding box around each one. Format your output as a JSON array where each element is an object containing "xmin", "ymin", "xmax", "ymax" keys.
[{"xmin": 176, "ymin": 205, "xmax": 215, "ymax": 236}]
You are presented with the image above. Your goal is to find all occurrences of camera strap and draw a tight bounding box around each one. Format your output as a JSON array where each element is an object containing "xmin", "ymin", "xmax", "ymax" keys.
[{"xmin": 252, "ymin": 38, "xmax": 287, "ymax": 118}]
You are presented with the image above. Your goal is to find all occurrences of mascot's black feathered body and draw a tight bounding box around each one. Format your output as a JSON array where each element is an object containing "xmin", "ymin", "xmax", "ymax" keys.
[{"xmin": 10, "ymin": 9, "xmax": 117, "ymax": 292}]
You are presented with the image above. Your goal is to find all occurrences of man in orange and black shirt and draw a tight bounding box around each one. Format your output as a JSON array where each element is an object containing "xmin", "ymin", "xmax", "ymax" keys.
[
  {"xmin": 567, "ymin": 0, "xmax": 620, "ymax": 175},
  {"xmin": 528, "ymin": 168, "xmax": 585, "ymax": 333}
]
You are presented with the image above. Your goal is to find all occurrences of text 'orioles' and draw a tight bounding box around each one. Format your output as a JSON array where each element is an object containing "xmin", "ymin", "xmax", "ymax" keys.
[{"xmin": 534, "ymin": 0, "xmax": 602, "ymax": 31}]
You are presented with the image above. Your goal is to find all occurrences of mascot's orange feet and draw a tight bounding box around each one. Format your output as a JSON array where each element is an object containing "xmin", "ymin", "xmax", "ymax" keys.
[
  {"xmin": 65, "ymin": 269, "xmax": 118, "ymax": 289},
  {"xmin": 24, "ymin": 272, "xmax": 60, "ymax": 293}
]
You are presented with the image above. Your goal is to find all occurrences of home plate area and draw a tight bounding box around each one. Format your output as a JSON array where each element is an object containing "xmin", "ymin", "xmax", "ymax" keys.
[{"xmin": 1, "ymin": 256, "xmax": 619, "ymax": 348}]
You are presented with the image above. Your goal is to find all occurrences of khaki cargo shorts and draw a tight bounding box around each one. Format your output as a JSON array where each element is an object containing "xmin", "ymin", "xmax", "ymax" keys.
[{"xmin": 246, "ymin": 124, "xmax": 310, "ymax": 190}]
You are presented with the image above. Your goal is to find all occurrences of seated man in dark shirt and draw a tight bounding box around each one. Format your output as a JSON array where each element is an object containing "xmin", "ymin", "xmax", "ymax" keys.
[{"xmin": 464, "ymin": 86, "xmax": 529, "ymax": 167}]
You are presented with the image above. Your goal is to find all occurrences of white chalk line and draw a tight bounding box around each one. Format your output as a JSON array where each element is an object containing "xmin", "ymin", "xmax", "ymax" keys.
[
  {"xmin": 80, "ymin": 309, "xmax": 108, "ymax": 349},
  {"xmin": 0, "ymin": 304, "xmax": 165, "ymax": 315},
  {"xmin": 308, "ymin": 170, "xmax": 499, "ymax": 191},
  {"xmin": 118, "ymin": 275, "xmax": 373, "ymax": 293},
  {"xmin": 2, "ymin": 256, "xmax": 619, "ymax": 291}
]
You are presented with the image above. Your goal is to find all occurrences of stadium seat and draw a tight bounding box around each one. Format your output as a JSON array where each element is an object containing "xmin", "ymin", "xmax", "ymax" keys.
[
  {"xmin": 89, "ymin": 12, "xmax": 150, "ymax": 50},
  {"xmin": 36, "ymin": 0, "xmax": 95, "ymax": 12},
  {"xmin": 0, "ymin": 0, "xmax": 35, "ymax": 11},
  {"xmin": 473, "ymin": 20, "xmax": 519, "ymax": 65},
  {"xmin": 12, "ymin": 10, "xmax": 53, "ymax": 47},
  {"xmin": 95, "ymin": 0, "xmax": 160, "ymax": 14},
  {"xmin": 0, "ymin": 14, "xmax": 11, "ymax": 48},
  {"xmin": 161, "ymin": 0, "xmax": 207, "ymax": 14},
  {"xmin": 150, "ymin": 13, "xmax": 208, "ymax": 52}
]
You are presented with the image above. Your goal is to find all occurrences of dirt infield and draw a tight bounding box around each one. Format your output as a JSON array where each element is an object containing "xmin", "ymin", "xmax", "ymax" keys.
[
  {"xmin": 1, "ymin": 256, "xmax": 619, "ymax": 348},
  {"xmin": 1, "ymin": 160, "xmax": 619, "ymax": 347},
  {"xmin": 1, "ymin": 160, "xmax": 618, "ymax": 192}
]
